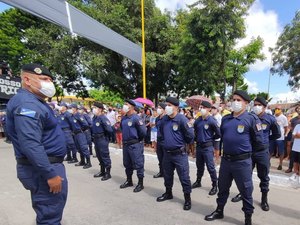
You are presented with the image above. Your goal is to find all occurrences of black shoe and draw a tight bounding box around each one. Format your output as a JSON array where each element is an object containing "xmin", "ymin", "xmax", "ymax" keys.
[
  {"xmin": 209, "ymin": 186, "xmax": 218, "ymax": 195},
  {"xmin": 68, "ymin": 158, "xmax": 78, "ymax": 164},
  {"xmin": 261, "ymin": 201, "xmax": 269, "ymax": 211},
  {"xmin": 75, "ymin": 161, "xmax": 85, "ymax": 166},
  {"xmin": 205, "ymin": 210, "xmax": 224, "ymax": 221},
  {"xmin": 285, "ymin": 168, "xmax": 292, "ymax": 173},
  {"xmin": 133, "ymin": 183, "xmax": 144, "ymax": 192},
  {"xmin": 94, "ymin": 171, "xmax": 105, "ymax": 178},
  {"xmin": 157, "ymin": 192, "xmax": 173, "ymax": 202},
  {"xmin": 277, "ymin": 165, "xmax": 282, "ymax": 170},
  {"xmin": 153, "ymin": 172, "xmax": 163, "ymax": 178},
  {"xmin": 191, "ymin": 180, "xmax": 201, "ymax": 189},
  {"xmin": 83, "ymin": 163, "xmax": 92, "ymax": 169},
  {"xmin": 101, "ymin": 173, "xmax": 112, "ymax": 181},
  {"xmin": 120, "ymin": 180, "xmax": 133, "ymax": 189},
  {"xmin": 183, "ymin": 193, "xmax": 191, "ymax": 210},
  {"xmin": 231, "ymin": 193, "xmax": 242, "ymax": 202}
]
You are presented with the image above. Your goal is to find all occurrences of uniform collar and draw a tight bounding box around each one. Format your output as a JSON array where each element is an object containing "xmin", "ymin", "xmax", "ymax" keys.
[
  {"xmin": 229, "ymin": 111, "xmax": 248, "ymax": 120},
  {"xmin": 19, "ymin": 88, "xmax": 46, "ymax": 103}
]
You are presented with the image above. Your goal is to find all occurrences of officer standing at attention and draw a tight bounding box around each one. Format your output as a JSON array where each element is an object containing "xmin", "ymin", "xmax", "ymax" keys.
[
  {"xmin": 156, "ymin": 97, "xmax": 194, "ymax": 210},
  {"xmin": 120, "ymin": 99, "xmax": 147, "ymax": 192},
  {"xmin": 205, "ymin": 90, "xmax": 264, "ymax": 225},
  {"xmin": 79, "ymin": 106, "xmax": 94, "ymax": 156},
  {"xmin": 69, "ymin": 104, "xmax": 92, "ymax": 169},
  {"xmin": 153, "ymin": 102, "xmax": 166, "ymax": 178},
  {"xmin": 6, "ymin": 63, "xmax": 67, "ymax": 225},
  {"xmin": 57, "ymin": 102, "xmax": 78, "ymax": 163},
  {"xmin": 231, "ymin": 96, "xmax": 281, "ymax": 211},
  {"xmin": 192, "ymin": 101, "xmax": 220, "ymax": 195},
  {"xmin": 91, "ymin": 102, "xmax": 113, "ymax": 180}
]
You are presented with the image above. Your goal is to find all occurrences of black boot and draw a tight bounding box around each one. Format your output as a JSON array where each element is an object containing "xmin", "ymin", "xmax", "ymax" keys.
[
  {"xmin": 261, "ymin": 192, "xmax": 269, "ymax": 211},
  {"xmin": 157, "ymin": 188, "xmax": 173, "ymax": 202},
  {"xmin": 101, "ymin": 167, "xmax": 112, "ymax": 181},
  {"xmin": 94, "ymin": 165, "xmax": 105, "ymax": 178},
  {"xmin": 209, "ymin": 182, "xmax": 218, "ymax": 195},
  {"xmin": 192, "ymin": 177, "xmax": 202, "ymax": 189},
  {"xmin": 68, "ymin": 152, "xmax": 78, "ymax": 163},
  {"xmin": 133, "ymin": 177, "xmax": 144, "ymax": 192},
  {"xmin": 231, "ymin": 193, "xmax": 242, "ymax": 202},
  {"xmin": 205, "ymin": 206, "xmax": 224, "ymax": 221},
  {"xmin": 153, "ymin": 172, "xmax": 163, "ymax": 178},
  {"xmin": 75, "ymin": 156, "xmax": 85, "ymax": 166},
  {"xmin": 83, "ymin": 157, "xmax": 92, "ymax": 169},
  {"xmin": 64, "ymin": 152, "xmax": 72, "ymax": 161},
  {"xmin": 183, "ymin": 193, "xmax": 191, "ymax": 210},
  {"xmin": 120, "ymin": 177, "xmax": 133, "ymax": 189},
  {"xmin": 245, "ymin": 213, "xmax": 252, "ymax": 225}
]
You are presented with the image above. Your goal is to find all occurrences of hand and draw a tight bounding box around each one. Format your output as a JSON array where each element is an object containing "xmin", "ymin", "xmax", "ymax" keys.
[{"xmin": 47, "ymin": 176, "xmax": 63, "ymax": 194}]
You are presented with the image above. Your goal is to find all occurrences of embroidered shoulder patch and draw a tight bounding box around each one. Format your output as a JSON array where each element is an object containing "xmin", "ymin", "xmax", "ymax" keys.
[{"xmin": 18, "ymin": 108, "xmax": 37, "ymax": 118}]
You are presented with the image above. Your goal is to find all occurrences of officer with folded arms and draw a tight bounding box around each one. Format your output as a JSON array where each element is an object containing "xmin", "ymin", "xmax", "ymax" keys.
[
  {"xmin": 231, "ymin": 96, "xmax": 281, "ymax": 211},
  {"xmin": 192, "ymin": 100, "xmax": 220, "ymax": 195},
  {"xmin": 156, "ymin": 97, "xmax": 194, "ymax": 210},
  {"xmin": 91, "ymin": 102, "xmax": 113, "ymax": 180},
  {"xmin": 205, "ymin": 90, "xmax": 264, "ymax": 225},
  {"xmin": 120, "ymin": 99, "xmax": 147, "ymax": 192},
  {"xmin": 6, "ymin": 63, "xmax": 68, "ymax": 225}
]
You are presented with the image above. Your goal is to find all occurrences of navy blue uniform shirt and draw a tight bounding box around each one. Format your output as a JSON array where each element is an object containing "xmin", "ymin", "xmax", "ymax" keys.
[
  {"xmin": 194, "ymin": 115, "xmax": 221, "ymax": 143},
  {"xmin": 92, "ymin": 114, "xmax": 113, "ymax": 135},
  {"xmin": 221, "ymin": 111, "xmax": 264, "ymax": 155},
  {"xmin": 258, "ymin": 112, "xmax": 281, "ymax": 145},
  {"xmin": 83, "ymin": 113, "xmax": 92, "ymax": 127},
  {"xmin": 57, "ymin": 111, "xmax": 72, "ymax": 129},
  {"xmin": 160, "ymin": 113, "xmax": 194, "ymax": 150},
  {"xmin": 156, "ymin": 115, "xmax": 164, "ymax": 141},
  {"xmin": 121, "ymin": 113, "xmax": 147, "ymax": 142},
  {"xmin": 6, "ymin": 89, "xmax": 66, "ymax": 180}
]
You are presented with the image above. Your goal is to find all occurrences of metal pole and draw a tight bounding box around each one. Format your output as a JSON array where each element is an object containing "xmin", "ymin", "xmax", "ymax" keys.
[{"xmin": 141, "ymin": 0, "xmax": 146, "ymax": 98}]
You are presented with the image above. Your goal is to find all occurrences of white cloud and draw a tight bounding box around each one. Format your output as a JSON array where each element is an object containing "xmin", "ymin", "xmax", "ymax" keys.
[
  {"xmin": 244, "ymin": 78, "xmax": 259, "ymax": 94},
  {"xmin": 269, "ymin": 90, "xmax": 300, "ymax": 104},
  {"xmin": 236, "ymin": 0, "xmax": 282, "ymax": 71},
  {"xmin": 155, "ymin": 0, "xmax": 196, "ymax": 12}
]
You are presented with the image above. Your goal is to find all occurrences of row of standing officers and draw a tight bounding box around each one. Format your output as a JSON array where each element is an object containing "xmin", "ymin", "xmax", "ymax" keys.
[{"xmin": 6, "ymin": 63, "xmax": 281, "ymax": 225}]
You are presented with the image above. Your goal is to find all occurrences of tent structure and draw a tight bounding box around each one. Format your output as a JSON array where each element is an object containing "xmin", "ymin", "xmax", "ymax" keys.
[{"xmin": 1, "ymin": 0, "xmax": 142, "ymax": 65}]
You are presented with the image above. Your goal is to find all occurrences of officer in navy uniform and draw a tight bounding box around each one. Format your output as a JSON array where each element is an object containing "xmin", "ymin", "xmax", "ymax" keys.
[
  {"xmin": 6, "ymin": 63, "xmax": 67, "ymax": 224},
  {"xmin": 192, "ymin": 101, "xmax": 220, "ymax": 195},
  {"xmin": 156, "ymin": 97, "xmax": 194, "ymax": 210},
  {"xmin": 153, "ymin": 103, "xmax": 166, "ymax": 178},
  {"xmin": 205, "ymin": 90, "xmax": 264, "ymax": 225},
  {"xmin": 120, "ymin": 99, "xmax": 147, "ymax": 193},
  {"xmin": 91, "ymin": 102, "xmax": 113, "ymax": 180},
  {"xmin": 231, "ymin": 96, "xmax": 281, "ymax": 211},
  {"xmin": 57, "ymin": 102, "xmax": 78, "ymax": 163},
  {"xmin": 69, "ymin": 103, "xmax": 92, "ymax": 169},
  {"xmin": 78, "ymin": 105, "xmax": 93, "ymax": 156}
]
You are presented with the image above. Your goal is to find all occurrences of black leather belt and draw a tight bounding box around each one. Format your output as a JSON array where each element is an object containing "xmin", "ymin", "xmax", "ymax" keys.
[
  {"xmin": 197, "ymin": 141, "xmax": 213, "ymax": 148},
  {"xmin": 74, "ymin": 130, "xmax": 82, "ymax": 135},
  {"xmin": 222, "ymin": 152, "xmax": 251, "ymax": 162},
  {"xmin": 123, "ymin": 139, "xmax": 140, "ymax": 146},
  {"xmin": 254, "ymin": 145, "xmax": 269, "ymax": 153},
  {"xmin": 166, "ymin": 146, "xmax": 186, "ymax": 154},
  {"xmin": 82, "ymin": 126, "xmax": 90, "ymax": 132},
  {"xmin": 17, "ymin": 156, "xmax": 64, "ymax": 165},
  {"xmin": 94, "ymin": 133, "xmax": 105, "ymax": 138}
]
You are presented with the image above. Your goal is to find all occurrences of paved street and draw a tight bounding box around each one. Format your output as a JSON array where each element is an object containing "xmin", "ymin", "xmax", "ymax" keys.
[{"xmin": 0, "ymin": 139, "xmax": 299, "ymax": 225}]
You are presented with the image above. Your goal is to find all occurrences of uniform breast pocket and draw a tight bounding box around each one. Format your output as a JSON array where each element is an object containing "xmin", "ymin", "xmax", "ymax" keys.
[{"xmin": 17, "ymin": 165, "xmax": 37, "ymax": 193}]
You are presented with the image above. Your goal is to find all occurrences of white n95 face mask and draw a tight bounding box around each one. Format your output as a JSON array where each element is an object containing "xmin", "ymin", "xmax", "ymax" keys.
[
  {"xmin": 165, "ymin": 106, "xmax": 173, "ymax": 116},
  {"xmin": 200, "ymin": 108, "xmax": 207, "ymax": 116},
  {"xmin": 92, "ymin": 108, "xmax": 98, "ymax": 115},
  {"xmin": 39, "ymin": 81, "xmax": 56, "ymax": 98},
  {"xmin": 231, "ymin": 101, "xmax": 243, "ymax": 113},
  {"xmin": 253, "ymin": 106, "xmax": 263, "ymax": 115},
  {"xmin": 157, "ymin": 108, "xmax": 163, "ymax": 115},
  {"xmin": 122, "ymin": 105, "xmax": 130, "ymax": 113}
]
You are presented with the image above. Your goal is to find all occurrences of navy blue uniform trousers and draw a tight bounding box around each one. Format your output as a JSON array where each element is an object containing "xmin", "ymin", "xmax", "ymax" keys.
[
  {"xmin": 252, "ymin": 149, "xmax": 270, "ymax": 193},
  {"xmin": 94, "ymin": 136, "xmax": 111, "ymax": 168},
  {"xmin": 196, "ymin": 145, "xmax": 218, "ymax": 183},
  {"xmin": 74, "ymin": 132, "xmax": 89, "ymax": 158},
  {"xmin": 156, "ymin": 142, "xmax": 164, "ymax": 174},
  {"xmin": 217, "ymin": 157, "xmax": 254, "ymax": 214},
  {"xmin": 17, "ymin": 163, "xmax": 68, "ymax": 225},
  {"xmin": 123, "ymin": 142, "xmax": 144, "ymax": 178},
  {"xmin": 63, "ymin": 129, "xmax": 76, "ymax": 156},
  {"xmin": 163, "ymin": 152, "xmax": 191, "ymax": 194}
]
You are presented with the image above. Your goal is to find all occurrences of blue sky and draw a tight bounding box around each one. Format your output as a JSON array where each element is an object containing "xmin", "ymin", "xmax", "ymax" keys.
[{"xmin": 1, "ymin": 0, "xmax": 299, "ymax": 102}]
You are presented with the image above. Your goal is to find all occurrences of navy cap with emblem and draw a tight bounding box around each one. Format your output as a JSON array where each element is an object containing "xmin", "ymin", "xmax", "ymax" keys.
[
  {"xmin": 59, "ymin": 102, "xmax": 68, "ymax": 107},
  {"xmin": 21, "ymin": 63, "xmax": 53, "ymax": 79},
  {"xmin": 233, "ymin": 90, "xmax": 251, "ymax": 103},
  {"xmin": 254, "ymin": 96, "xmax": 268, "ymax": 107},
  {"xmin": 166, "ymin": 97, "xmax": 179, "ymax": 106},
  {"xmin": 125, "ymin": 99, "xmax": 136, "ymax": 107},
  {"xmin": 201, "ymin": 101, "xmax": 212, "ymax": 108},
  {"xmin": 93, "ymin": 102, "xmax": 104, "ymax": 109},
  {"xmin": 158, "ymin": 102, "xmax": 166, "ymax": 109},
  {"xmin": 70, "ymin": 103, "xmax": 78, "ymax": 109}
]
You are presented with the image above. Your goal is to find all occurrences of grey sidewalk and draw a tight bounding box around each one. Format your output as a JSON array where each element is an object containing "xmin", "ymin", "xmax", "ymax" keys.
[{"xmin": 0, "ymin": 140, "xmax": 299, "ymax": 225}]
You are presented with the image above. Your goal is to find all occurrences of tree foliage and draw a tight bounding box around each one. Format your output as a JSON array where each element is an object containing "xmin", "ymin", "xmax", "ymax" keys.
[{"xmin": 271, "ymin": 11, "xmax": 300, "ymax": 90}]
